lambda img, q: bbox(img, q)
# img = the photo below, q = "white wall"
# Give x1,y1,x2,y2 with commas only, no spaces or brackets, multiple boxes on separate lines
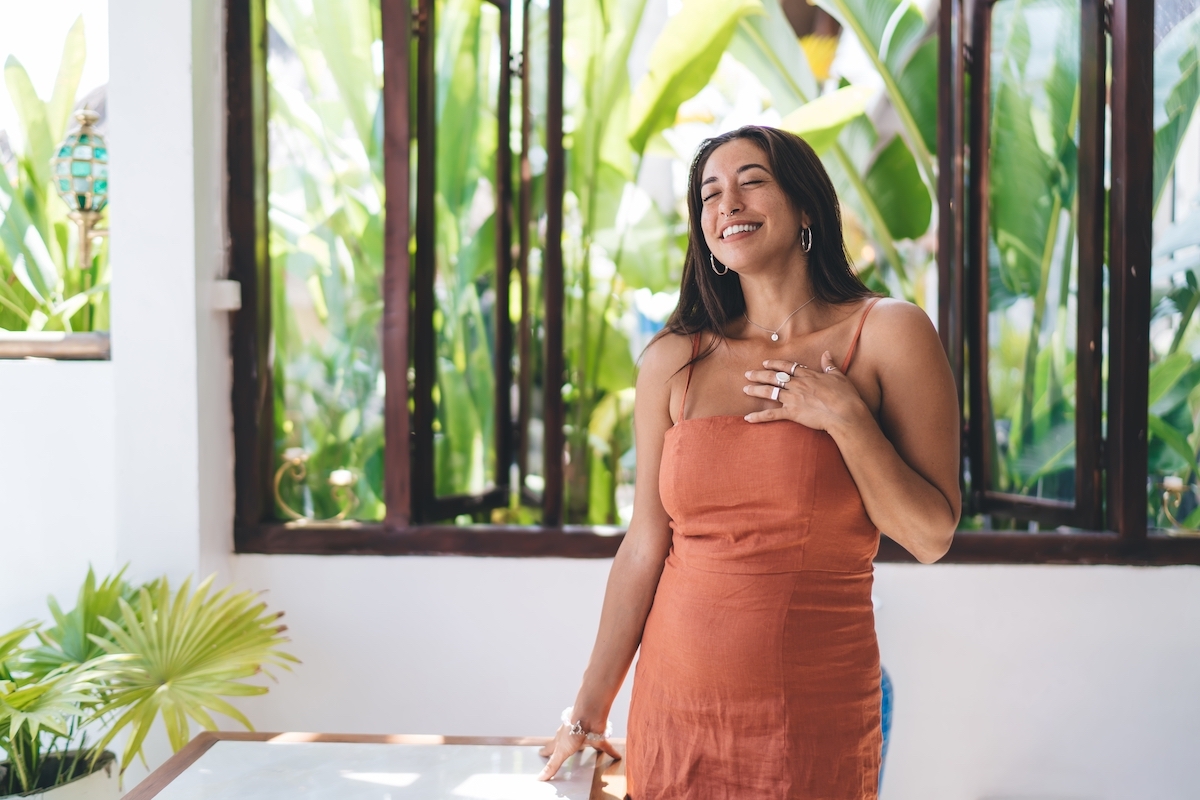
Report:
0,361,117,622
873,564,1200,800
227,556,1200,800
107,0,203,587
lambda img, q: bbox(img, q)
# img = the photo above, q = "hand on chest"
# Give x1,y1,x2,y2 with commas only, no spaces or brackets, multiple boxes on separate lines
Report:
680,338,880,421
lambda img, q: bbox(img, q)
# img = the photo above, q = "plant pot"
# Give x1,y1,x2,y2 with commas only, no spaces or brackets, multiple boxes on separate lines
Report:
0,751,117,800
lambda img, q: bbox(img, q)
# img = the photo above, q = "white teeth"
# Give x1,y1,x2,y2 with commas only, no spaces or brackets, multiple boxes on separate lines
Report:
722,223,760,239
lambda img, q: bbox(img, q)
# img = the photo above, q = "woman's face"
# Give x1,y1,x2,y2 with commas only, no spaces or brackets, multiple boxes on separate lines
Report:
699,138,808,274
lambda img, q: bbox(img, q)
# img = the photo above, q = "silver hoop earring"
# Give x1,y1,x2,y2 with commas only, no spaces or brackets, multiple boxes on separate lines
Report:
801,226,813,253
710,253,729,276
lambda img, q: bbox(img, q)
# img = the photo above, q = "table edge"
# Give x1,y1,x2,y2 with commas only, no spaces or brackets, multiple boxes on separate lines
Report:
120,732,626,800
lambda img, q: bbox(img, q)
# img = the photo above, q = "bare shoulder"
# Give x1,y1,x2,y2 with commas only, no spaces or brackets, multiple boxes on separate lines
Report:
638,332,696,425
638,331,696,387
859,297,943,370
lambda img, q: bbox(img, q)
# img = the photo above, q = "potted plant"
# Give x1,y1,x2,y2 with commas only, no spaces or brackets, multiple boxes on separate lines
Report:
0,568,296,798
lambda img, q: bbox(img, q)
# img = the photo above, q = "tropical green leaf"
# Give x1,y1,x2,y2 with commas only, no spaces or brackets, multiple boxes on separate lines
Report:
594,319,635,394
727,0,919,295
0,624,38,671
1149,412,1196,472
895,37,938,156
47,16,87,144
87,575,296,772
727,0,818,113
26,567,133,678
627,0,762,154
779,85,872,155
312,0,380,152
812,0,935,189
1149,351,1195,410
4,57,53,195
0,158,58,304
1152,7,1200,213
864,134,931,240
1013,419,1074,486
586,388,635,525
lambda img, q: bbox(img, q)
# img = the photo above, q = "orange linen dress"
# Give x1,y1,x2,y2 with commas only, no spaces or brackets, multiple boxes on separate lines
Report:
626,300,883,799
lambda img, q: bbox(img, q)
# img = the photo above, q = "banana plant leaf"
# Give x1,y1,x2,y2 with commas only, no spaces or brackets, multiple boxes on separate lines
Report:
812,0,936,188
46,17,87,145
4,58,53,201
727,0,928,293
1152,6,1200,214
726,0,819,110
627,0,762,154
779,84,872,154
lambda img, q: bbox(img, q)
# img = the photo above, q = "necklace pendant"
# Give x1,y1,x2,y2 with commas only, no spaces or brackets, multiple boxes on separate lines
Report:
771,333,779,341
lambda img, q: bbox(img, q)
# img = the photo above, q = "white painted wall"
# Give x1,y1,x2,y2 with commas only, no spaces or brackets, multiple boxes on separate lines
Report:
107,0,208,587
3,1,1200,799
0,361,117,622
227,556,1200,800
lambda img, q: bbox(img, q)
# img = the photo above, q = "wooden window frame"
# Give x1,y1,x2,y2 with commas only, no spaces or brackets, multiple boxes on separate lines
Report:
226,0,1200,564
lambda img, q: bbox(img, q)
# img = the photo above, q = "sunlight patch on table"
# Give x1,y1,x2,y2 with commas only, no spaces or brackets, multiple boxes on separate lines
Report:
340,770,421,787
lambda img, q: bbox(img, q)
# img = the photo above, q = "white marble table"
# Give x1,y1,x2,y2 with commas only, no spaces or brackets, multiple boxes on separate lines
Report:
122,733,626,800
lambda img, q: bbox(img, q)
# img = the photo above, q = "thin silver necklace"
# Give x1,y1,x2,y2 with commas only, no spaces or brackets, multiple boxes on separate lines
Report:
744,296,816,342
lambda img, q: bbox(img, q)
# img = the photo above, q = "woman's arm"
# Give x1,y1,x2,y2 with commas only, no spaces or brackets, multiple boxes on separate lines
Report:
746,301,961,563
538,334,687,780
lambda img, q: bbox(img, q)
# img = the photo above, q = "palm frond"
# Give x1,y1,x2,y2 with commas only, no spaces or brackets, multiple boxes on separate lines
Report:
85,575,297,771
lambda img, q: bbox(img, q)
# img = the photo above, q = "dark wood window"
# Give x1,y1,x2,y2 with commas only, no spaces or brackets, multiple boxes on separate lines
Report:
226,0,1200,564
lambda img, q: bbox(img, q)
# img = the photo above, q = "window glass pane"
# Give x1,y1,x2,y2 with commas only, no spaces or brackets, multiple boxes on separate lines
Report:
511,0,549,523
433,0,503,499
542,0,940,525
1148,0,1200,529
0,4,109,333
557,0,686,525
985,0,1080,503
268,0,386,521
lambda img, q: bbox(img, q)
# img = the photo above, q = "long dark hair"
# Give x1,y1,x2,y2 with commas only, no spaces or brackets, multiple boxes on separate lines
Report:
659,126,873,364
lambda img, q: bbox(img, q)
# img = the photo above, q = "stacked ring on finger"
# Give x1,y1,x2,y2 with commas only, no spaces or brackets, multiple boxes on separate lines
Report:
770,386,781,401
790,362,806,376
775,371,792,387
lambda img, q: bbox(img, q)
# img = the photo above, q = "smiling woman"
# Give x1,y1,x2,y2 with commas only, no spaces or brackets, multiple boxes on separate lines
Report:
537,126,959,799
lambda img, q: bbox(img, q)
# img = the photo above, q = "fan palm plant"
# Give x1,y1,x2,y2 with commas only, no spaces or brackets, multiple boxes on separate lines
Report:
0,568,296,795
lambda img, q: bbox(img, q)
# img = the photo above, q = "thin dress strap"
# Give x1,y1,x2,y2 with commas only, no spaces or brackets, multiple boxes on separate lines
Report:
840,297,882,373
678,334,703,422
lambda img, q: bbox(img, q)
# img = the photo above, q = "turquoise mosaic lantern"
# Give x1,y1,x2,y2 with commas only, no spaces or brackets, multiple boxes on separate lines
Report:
53,109,107,213
51,109,108,270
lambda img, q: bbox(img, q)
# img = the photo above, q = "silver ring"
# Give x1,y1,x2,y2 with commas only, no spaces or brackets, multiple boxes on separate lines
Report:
775,371,791,386
770,386,781,401
824,365,836,373
789,362,800,376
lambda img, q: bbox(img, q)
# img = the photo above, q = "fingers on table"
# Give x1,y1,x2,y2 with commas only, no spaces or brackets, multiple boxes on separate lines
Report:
597,738,623,761
538,740,575,780
539,734,620,781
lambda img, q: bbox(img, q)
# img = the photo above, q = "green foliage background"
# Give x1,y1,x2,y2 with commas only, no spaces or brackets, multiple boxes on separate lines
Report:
264,0,1200,528
0,18,109,333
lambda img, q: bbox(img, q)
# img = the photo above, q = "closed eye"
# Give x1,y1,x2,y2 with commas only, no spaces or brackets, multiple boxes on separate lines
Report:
702,192,719,203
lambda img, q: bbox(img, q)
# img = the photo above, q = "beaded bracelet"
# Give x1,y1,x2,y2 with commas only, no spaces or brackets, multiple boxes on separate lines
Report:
561,706,613,742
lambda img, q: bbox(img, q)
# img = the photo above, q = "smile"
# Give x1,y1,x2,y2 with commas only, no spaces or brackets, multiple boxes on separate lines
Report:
721,223,761,239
